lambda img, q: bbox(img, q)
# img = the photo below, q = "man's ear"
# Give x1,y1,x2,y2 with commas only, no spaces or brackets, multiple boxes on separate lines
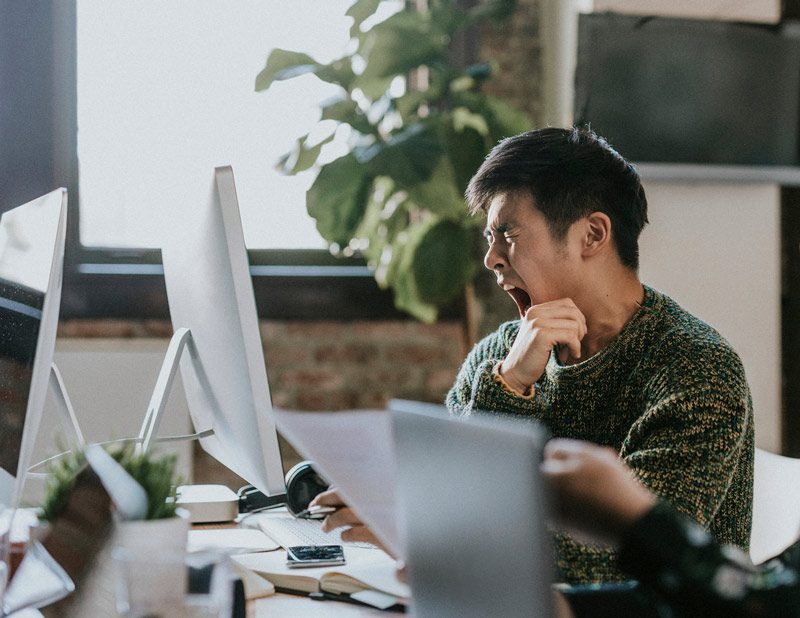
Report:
582,212,612,257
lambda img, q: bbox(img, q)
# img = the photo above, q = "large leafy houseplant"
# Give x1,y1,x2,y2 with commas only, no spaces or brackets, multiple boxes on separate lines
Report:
257,0,530,322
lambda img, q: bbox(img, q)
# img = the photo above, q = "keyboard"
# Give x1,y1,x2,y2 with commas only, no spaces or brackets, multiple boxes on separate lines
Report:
247,511,375,549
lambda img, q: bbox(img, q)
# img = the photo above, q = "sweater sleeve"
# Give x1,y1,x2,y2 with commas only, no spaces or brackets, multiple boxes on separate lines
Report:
555,333,754,584
445,321,551,418
617,501,800,617
620,336,752,545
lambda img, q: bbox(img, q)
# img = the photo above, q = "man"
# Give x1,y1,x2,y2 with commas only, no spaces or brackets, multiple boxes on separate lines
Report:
446,126,753,583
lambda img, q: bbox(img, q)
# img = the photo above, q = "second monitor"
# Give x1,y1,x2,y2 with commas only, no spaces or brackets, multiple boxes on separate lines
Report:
144,166,287,514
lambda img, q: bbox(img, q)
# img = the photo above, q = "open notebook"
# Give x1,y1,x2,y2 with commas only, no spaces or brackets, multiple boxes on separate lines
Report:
232,546,409,609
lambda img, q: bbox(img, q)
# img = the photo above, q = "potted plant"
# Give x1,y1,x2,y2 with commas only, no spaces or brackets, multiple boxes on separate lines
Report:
40,445,180,523
256,0,530,328
40,445,188,614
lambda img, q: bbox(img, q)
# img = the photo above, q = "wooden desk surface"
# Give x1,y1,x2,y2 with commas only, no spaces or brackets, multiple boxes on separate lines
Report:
194,521,399,616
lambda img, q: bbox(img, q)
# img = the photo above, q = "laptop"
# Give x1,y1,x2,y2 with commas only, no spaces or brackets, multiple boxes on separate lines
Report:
389,400,553,618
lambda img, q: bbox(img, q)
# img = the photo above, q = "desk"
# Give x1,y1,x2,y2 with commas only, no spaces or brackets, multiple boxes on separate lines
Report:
195,519,402,617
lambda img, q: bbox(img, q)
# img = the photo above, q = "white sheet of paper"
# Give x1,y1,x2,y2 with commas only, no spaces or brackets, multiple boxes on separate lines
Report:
272,409,403,560
187,528,279,554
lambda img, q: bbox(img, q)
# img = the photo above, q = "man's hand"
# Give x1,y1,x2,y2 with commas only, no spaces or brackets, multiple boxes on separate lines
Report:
308,489,391,555
541,439,656,545
501,298,587,393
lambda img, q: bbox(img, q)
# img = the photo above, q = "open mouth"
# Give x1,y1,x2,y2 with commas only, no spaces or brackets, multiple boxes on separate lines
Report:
502,284,532,317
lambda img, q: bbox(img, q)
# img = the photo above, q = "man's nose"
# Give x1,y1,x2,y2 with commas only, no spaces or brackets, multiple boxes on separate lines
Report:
484,243,506,272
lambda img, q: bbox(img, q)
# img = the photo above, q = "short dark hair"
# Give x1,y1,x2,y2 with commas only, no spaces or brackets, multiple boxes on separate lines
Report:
466,127,648,270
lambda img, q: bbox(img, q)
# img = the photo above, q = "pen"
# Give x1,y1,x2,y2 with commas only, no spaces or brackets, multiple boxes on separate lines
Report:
294,505,337,519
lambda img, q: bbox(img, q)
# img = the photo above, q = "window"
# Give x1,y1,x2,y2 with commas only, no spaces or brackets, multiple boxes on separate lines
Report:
77,1,359,251
1,1,407,320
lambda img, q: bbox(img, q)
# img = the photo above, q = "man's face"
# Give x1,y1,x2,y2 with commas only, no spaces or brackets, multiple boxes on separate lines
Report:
483,192,578,317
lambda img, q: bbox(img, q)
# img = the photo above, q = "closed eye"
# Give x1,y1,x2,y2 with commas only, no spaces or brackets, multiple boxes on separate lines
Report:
485,222,509,245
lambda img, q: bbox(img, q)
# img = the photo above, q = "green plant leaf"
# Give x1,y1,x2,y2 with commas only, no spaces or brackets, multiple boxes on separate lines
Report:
321,96,373,134
40,445,179,522
441,119,491,195
346,0,382,37
358,11,448,82
255,50,354,91
277,133,336,175
452,107,489,135
392,90,427,120
393,271,439,323
449,75,476,94
307,153,373,246
406,157,465,218
483,95,532,141
255,49,321,91
408,217,475,306
389,231,439,322
354,123,442,189
315,58,356,89
428,0,467,35
385,216,475,322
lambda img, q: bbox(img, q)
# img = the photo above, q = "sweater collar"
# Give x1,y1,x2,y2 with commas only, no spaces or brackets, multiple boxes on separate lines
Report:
544,284,661,379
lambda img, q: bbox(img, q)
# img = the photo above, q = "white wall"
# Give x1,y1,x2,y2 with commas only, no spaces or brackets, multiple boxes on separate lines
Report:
23,339,193,506
638,182,781,451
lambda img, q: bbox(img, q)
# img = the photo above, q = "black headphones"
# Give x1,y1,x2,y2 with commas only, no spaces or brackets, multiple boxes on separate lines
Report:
237,460,329,516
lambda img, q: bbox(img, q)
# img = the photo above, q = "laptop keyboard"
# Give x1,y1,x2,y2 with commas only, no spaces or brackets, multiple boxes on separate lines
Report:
248,511,374,549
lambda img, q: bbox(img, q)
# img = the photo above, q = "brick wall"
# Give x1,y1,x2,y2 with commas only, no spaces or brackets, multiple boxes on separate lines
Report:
260,321,468,411
480,0,544,124
58,318,470,486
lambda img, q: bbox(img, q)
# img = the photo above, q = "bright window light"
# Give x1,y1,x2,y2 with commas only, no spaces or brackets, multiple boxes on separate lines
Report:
77,1,361,250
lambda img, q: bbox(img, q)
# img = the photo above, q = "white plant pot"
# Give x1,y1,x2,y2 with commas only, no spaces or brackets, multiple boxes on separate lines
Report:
70,508,190,617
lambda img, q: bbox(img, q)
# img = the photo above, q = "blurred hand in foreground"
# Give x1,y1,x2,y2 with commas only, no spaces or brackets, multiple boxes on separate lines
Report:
541,438,656,545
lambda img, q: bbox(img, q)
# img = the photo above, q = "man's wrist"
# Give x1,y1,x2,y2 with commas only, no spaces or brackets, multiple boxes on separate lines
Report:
493,361,535,398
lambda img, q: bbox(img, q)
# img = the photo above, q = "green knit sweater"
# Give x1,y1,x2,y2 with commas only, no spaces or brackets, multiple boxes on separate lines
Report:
446,285,754,584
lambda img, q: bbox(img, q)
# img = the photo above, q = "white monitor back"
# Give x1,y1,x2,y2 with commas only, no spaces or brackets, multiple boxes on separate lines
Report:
161,166,285,495
0,189,67,508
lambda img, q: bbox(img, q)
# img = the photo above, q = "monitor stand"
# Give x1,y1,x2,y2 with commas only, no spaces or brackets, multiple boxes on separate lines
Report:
48,364,85,449
23,364,87,486
139,328,286,523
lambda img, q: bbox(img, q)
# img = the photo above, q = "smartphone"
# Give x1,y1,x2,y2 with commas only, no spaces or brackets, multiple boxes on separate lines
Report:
286,545,345,568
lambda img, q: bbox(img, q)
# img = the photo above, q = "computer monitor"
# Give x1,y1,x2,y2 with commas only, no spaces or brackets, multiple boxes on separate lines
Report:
0,188,68,508
155,166,285,497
